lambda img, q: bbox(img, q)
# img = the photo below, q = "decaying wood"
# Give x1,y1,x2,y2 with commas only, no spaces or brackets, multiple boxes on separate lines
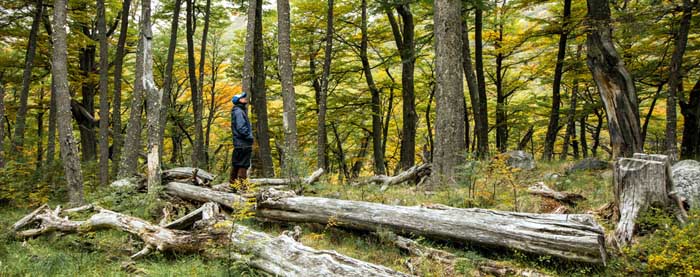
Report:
256,189,607,264
162,167,216,185
614,156,670,246
528,182,586,205
12,204,228,259
164,182,246,210
381,233,549,277
13,203,411,276
354,163,431,191
249,167,325,186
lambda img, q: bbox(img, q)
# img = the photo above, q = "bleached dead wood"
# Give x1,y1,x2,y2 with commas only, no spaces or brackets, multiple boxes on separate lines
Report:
354,163,431,191
12,204,228,259
164,182,247,210
162,167,216,185
528,182,586,205
256,189,607,264
12,203,410,277
249,167,325,186
614,157,670,246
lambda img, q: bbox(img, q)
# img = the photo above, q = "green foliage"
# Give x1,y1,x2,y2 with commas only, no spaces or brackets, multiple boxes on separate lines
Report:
0,160,66,207
612,212,700,276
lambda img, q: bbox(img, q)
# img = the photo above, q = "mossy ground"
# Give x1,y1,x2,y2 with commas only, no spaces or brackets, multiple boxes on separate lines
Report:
0,160,693,276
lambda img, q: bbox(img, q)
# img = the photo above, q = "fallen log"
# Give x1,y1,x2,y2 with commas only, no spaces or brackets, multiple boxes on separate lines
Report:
161,184,606,263
256,189,606,264
162,167,217,185
249,167,325,186
12,203,411,277
528,182,586,205
354,163,431,191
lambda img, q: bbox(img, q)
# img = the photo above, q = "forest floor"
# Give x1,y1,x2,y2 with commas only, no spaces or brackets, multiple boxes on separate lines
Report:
0,160,695,276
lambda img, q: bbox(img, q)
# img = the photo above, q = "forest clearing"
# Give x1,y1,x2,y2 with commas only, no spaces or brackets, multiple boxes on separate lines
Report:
1,0,700,276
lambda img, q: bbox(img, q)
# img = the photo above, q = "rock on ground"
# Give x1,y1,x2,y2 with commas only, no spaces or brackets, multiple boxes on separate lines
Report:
672,160,700,209
566,158,610,174
504,150,535,170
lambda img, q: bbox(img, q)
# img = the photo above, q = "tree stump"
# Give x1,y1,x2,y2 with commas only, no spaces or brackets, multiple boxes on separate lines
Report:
614,155,670,246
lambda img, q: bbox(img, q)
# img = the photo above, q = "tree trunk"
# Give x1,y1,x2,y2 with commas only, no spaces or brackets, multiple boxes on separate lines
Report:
0,80,5,168
614,155,671,246
580,114,588,158
386,4,417,171
53,0,85,205
585,0,642,158
543,0,571,161
139,0,161,194
251,0,274,177
78,43,97,162
97,0,110,186
360,0,386,175
256,189,607,264
642,83,664,145
474,5,489,158
186,0,205,169
159,0,182,163
665,0,694,161
461,15,480,156
277,0,298,177
46,78,56,164
317,0,333,171
12,0,43,154
494,15,507,153
680,80,700,159
112,0,132,178
118,0,149,177
35,109,44,168
432,0,465,183
561,79,578,161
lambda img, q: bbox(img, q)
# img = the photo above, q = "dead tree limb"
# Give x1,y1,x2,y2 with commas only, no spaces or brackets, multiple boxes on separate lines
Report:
12,203,411,277
249,167,325,186
528,182,586,205
354,163,431,191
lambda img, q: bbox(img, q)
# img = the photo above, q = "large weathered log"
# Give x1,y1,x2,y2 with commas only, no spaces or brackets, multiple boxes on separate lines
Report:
12,203,409,277
256,189,607,264
614,156,670,246
528,182,586,205
354,163,431,191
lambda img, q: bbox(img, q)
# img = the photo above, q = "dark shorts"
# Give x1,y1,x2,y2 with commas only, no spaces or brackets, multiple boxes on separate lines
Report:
232,147,252,168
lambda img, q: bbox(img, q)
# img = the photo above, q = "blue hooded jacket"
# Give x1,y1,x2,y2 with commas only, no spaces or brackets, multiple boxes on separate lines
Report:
231,95,254,148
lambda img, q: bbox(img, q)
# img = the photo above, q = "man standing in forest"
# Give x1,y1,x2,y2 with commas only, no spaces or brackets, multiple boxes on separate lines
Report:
230,92,254,183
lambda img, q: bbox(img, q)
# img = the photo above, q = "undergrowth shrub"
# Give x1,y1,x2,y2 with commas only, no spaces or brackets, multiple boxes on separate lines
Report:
613,210,700,275
0,160,65,207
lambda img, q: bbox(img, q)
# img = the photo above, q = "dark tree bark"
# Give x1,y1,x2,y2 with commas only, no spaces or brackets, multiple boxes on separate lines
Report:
665,0,695,160
351,132,371,178
317,0,333,171
494,7,507,153
386,4,416,171
186,0,205,168
0,80,5,168
585,0,642,158
159,0,182,163
12,0,43,154
591,107,603,156
642,83,664,144
97,0,110,186
680,80,700,159
251,0,274,177
47,71,56,165
77,39,97,162
561,82,578,161
580,114,588,158
277,0,298,175
544,0,572,161
35,106,44,168
474,5,489,158
53,0,85,205
360,0,385,175
432,0,465,183
205,34,223,168
112,0,132,178
461,15,480,155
